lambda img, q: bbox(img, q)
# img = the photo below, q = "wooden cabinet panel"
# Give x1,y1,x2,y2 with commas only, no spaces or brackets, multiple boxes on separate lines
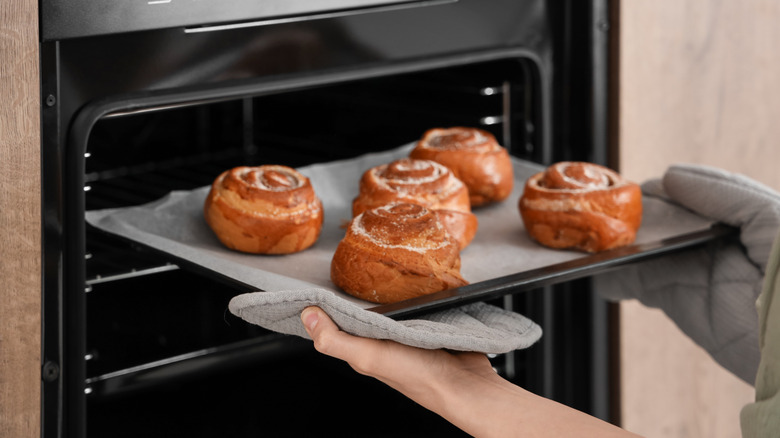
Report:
618,0,780,187
0,0,41,437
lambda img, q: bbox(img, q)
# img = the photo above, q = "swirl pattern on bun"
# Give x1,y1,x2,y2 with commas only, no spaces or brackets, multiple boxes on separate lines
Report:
518,162,642,253
331,203,468,304
352,158,477,249
204,165,323,254
410,127,514,206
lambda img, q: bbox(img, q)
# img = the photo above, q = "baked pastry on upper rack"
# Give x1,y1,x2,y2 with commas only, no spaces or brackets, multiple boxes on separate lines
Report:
518,161,642,253
204,165,323,254
410,126,514,207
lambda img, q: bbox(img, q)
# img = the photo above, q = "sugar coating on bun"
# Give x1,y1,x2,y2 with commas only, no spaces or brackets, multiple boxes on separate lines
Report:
410,127,514,207
331,203,468,304
352,158,477,249
352,158,470,216
518,162,642,253
204,165,323,254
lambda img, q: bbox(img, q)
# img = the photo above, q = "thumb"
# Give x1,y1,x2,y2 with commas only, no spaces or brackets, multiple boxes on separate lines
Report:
300,306,388,376
300,306,356,359
301,306,330,339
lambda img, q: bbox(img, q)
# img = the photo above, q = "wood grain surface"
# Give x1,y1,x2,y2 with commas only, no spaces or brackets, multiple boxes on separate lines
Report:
616,0,779,437
618,0,780,187
0,0,41,437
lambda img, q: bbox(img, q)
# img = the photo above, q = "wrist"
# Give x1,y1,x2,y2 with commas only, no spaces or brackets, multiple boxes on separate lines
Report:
431,363,523,436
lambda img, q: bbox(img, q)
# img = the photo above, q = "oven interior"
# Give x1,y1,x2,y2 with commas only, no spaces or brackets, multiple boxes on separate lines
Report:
79,58,606,436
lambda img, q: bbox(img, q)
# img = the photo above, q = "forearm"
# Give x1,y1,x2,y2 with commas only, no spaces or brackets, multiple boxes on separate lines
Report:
429,370,640,438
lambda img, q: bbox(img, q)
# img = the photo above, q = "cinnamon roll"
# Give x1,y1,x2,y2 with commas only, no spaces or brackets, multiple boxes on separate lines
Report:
352,158,477,249
204,165,323,254
518,162,642,253
410,127,514,206
331,203,468,304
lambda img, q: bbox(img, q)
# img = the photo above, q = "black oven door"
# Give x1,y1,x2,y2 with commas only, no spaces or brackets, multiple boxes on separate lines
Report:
41,0,457,40
38,1,636,437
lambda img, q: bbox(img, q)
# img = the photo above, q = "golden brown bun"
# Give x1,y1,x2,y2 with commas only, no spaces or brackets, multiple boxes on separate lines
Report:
433,209,479,251
204,165,323,254
331,203,468,304
410,127,514,207
352,158,477,249
518,162,642,253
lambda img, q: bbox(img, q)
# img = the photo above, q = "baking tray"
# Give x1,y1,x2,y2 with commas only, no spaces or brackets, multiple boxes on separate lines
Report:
85,144,729,318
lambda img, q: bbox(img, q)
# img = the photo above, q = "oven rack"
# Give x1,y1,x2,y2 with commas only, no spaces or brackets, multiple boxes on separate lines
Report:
84,330,309,397
85,158,236,287
85,229,181,290
83,325,515,399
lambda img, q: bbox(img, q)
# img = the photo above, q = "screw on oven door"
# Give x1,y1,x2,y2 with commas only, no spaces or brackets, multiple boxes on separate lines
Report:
42,361,60,383
45,94,56,107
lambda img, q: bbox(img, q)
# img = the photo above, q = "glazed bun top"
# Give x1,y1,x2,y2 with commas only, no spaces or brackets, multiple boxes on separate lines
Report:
214,165,320,215
352,202,455,252
532,161,622,190
417,126,501,153
352,158,470,217
411,127,514,206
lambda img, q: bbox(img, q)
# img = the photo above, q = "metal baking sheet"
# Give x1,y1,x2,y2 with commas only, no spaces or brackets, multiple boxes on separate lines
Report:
85,144,722,315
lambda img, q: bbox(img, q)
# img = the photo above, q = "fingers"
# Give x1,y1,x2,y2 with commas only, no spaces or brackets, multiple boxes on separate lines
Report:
300,306,439,397
662,164,780,272
299,306,502,413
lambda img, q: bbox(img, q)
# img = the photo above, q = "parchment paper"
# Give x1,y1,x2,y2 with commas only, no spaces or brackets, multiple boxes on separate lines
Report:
85,144,715,310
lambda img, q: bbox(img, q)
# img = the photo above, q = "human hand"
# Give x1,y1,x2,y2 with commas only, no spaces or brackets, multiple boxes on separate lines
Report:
596,164,780,384
299,306,499,411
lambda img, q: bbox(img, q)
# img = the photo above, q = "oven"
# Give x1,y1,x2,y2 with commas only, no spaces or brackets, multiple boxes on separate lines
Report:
40,1,616,436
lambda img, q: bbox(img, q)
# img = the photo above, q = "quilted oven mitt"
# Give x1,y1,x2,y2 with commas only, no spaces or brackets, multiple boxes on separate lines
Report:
596,164,780,384
229,288,543,354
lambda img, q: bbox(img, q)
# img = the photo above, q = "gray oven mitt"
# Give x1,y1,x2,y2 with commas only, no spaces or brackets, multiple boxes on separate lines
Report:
228,289,542,354
595,164,780,384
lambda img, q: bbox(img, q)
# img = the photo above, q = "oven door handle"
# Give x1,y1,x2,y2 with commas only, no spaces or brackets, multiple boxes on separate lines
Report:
183,0,458,34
